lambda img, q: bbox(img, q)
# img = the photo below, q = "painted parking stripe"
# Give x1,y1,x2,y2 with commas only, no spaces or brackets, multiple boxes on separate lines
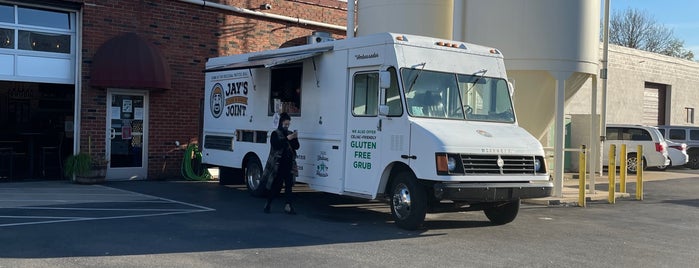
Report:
0,183,214,227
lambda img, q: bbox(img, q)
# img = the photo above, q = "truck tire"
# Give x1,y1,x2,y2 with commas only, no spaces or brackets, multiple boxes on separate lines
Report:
483,200,520,225
686,152,699,169
390,171,427,230
244,158,267,197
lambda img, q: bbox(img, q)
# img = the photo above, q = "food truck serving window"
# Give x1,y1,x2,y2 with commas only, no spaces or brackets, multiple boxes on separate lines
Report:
269,64,302,116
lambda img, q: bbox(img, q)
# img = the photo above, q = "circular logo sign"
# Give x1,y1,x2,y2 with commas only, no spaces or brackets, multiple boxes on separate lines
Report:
210,83,224,118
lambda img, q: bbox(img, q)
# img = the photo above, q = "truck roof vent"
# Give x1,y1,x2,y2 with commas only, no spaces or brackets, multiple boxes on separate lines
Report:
307,31,335,44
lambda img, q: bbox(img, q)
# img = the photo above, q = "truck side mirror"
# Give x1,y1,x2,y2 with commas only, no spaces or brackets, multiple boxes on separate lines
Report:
379,70,391,89
508,81,515,97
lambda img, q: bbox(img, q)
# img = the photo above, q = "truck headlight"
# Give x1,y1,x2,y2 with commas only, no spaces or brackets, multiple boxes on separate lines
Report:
447,156,457,172
436,153,463,175
534,156,546,173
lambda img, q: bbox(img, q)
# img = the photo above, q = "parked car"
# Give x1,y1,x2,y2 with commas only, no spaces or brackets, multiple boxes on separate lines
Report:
656,140,689,171
656,125,699,169
603,124,670,173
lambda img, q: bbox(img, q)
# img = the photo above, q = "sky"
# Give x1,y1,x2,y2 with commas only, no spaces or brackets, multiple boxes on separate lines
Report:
607,0,699,59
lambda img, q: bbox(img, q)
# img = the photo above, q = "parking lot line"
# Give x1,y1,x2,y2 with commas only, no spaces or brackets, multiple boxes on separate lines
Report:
0,182,214,227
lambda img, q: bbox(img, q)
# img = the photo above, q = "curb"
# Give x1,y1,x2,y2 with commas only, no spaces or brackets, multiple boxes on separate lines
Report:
524,192,631,207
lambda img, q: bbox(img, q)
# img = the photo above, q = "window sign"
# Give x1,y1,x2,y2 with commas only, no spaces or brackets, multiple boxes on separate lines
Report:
111,107,121,119
134,107,144,120
122,99,133,112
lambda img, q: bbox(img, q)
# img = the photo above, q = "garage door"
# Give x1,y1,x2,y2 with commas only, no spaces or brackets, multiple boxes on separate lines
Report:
643,83,666,126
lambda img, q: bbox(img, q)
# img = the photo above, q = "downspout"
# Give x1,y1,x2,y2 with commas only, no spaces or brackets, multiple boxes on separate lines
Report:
346,0,355,38
177,0,346,32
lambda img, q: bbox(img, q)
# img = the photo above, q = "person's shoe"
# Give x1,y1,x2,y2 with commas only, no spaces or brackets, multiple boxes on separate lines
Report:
284,203,296,215
263,201,271,213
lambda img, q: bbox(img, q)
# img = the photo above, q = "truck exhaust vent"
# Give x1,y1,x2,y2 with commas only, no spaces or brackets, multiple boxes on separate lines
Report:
307,31,335,44
460,154,537,175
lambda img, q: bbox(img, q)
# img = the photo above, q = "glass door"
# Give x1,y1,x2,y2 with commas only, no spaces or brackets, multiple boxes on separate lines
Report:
106,91,148,180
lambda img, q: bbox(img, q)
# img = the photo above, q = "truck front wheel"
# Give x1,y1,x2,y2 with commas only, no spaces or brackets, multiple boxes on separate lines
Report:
245,158,267,197
483,200,520,225
390,171,427,230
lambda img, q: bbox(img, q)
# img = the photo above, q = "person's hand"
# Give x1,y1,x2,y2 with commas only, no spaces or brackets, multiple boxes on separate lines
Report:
287,130,298,140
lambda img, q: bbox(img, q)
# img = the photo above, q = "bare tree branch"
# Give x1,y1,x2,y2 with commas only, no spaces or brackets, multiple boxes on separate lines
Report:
608,8,694,60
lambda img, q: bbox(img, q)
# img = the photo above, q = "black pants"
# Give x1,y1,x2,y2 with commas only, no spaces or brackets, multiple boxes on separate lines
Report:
267,164,294,204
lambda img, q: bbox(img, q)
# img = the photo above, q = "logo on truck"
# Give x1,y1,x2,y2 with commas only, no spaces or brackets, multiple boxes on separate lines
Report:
209,71,252,118
210,83,225,118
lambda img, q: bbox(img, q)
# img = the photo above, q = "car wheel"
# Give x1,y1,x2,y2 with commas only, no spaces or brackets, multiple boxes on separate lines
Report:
390,170,427,230
626,153,645,174
656,159,670,171
483,200,520,225
686,152,699,169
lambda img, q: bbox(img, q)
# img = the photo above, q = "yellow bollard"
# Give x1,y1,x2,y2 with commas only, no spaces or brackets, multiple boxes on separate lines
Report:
636,145,644,200
620,144,627,193
579,145,586,207
608,144,616,204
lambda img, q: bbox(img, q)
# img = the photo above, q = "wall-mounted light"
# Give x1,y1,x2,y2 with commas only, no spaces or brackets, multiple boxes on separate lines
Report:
260,3,271,10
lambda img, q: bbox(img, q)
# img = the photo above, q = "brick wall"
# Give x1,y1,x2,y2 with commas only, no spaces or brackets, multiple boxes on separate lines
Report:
69,0,347,179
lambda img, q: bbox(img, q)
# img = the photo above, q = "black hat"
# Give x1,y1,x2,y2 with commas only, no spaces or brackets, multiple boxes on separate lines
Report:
278,112,291,129
279,112,291,122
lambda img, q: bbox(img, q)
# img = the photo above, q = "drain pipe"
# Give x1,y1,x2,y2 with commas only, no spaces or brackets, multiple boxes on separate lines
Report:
177,0,346,32
346,0,355,38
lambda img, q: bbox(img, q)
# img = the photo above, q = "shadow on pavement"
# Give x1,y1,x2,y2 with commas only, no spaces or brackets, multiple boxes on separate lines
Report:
0,180,495,258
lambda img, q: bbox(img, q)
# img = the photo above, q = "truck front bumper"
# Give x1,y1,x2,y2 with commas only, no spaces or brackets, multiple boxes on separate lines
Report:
433,182,553,202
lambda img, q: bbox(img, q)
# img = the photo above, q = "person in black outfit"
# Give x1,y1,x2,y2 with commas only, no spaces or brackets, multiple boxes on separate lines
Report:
264,112,300,214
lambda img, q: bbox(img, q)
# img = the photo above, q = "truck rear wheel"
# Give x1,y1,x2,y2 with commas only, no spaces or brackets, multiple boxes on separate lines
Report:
245,158,267,197
483,200,520,225
390,171,427,230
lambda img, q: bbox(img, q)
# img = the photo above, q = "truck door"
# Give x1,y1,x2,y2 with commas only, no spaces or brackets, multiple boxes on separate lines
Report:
345,69,382,195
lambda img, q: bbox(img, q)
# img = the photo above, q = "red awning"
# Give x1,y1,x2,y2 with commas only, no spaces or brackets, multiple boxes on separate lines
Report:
90,32,171,90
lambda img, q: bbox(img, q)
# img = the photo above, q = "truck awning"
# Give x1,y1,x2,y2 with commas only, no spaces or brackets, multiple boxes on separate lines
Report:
205,46,332,73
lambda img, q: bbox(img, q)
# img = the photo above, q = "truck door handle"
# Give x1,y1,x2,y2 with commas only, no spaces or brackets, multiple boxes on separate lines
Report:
401,155,417,159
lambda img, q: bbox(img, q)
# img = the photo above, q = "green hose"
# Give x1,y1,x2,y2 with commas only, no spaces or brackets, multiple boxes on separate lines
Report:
181,143,212,181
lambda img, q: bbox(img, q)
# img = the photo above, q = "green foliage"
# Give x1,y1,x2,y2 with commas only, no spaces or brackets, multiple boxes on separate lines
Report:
63,153,93,177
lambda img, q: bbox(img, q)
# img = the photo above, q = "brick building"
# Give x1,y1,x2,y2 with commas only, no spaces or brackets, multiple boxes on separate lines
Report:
0,0,347,180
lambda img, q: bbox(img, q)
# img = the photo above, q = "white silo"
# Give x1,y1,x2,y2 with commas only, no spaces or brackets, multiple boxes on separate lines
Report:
356,0,454,39
455,0,600,140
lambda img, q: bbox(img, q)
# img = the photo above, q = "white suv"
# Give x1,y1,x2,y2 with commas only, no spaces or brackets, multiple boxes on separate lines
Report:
603,124,670,173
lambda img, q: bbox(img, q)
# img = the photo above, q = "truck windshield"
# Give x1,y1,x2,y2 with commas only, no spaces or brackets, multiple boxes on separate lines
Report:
401,68,515,123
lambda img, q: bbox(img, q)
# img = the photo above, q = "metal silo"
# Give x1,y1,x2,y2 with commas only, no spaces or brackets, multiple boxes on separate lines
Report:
356,0,454,38
455,0,600,140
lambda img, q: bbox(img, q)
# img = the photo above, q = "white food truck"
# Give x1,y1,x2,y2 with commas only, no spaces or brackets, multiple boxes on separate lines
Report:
202,32,552,229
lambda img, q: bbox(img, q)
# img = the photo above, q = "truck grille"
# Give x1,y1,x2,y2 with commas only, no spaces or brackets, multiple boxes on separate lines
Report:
461,154,537,175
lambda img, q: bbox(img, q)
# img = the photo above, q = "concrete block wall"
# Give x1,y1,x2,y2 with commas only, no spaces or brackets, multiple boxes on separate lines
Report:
567,44,699,127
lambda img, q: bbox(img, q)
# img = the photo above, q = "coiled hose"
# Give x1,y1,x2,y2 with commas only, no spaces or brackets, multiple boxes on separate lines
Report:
181,143,212,181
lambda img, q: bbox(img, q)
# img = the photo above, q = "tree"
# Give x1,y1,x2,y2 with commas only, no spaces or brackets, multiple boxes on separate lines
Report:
609,8,694,60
